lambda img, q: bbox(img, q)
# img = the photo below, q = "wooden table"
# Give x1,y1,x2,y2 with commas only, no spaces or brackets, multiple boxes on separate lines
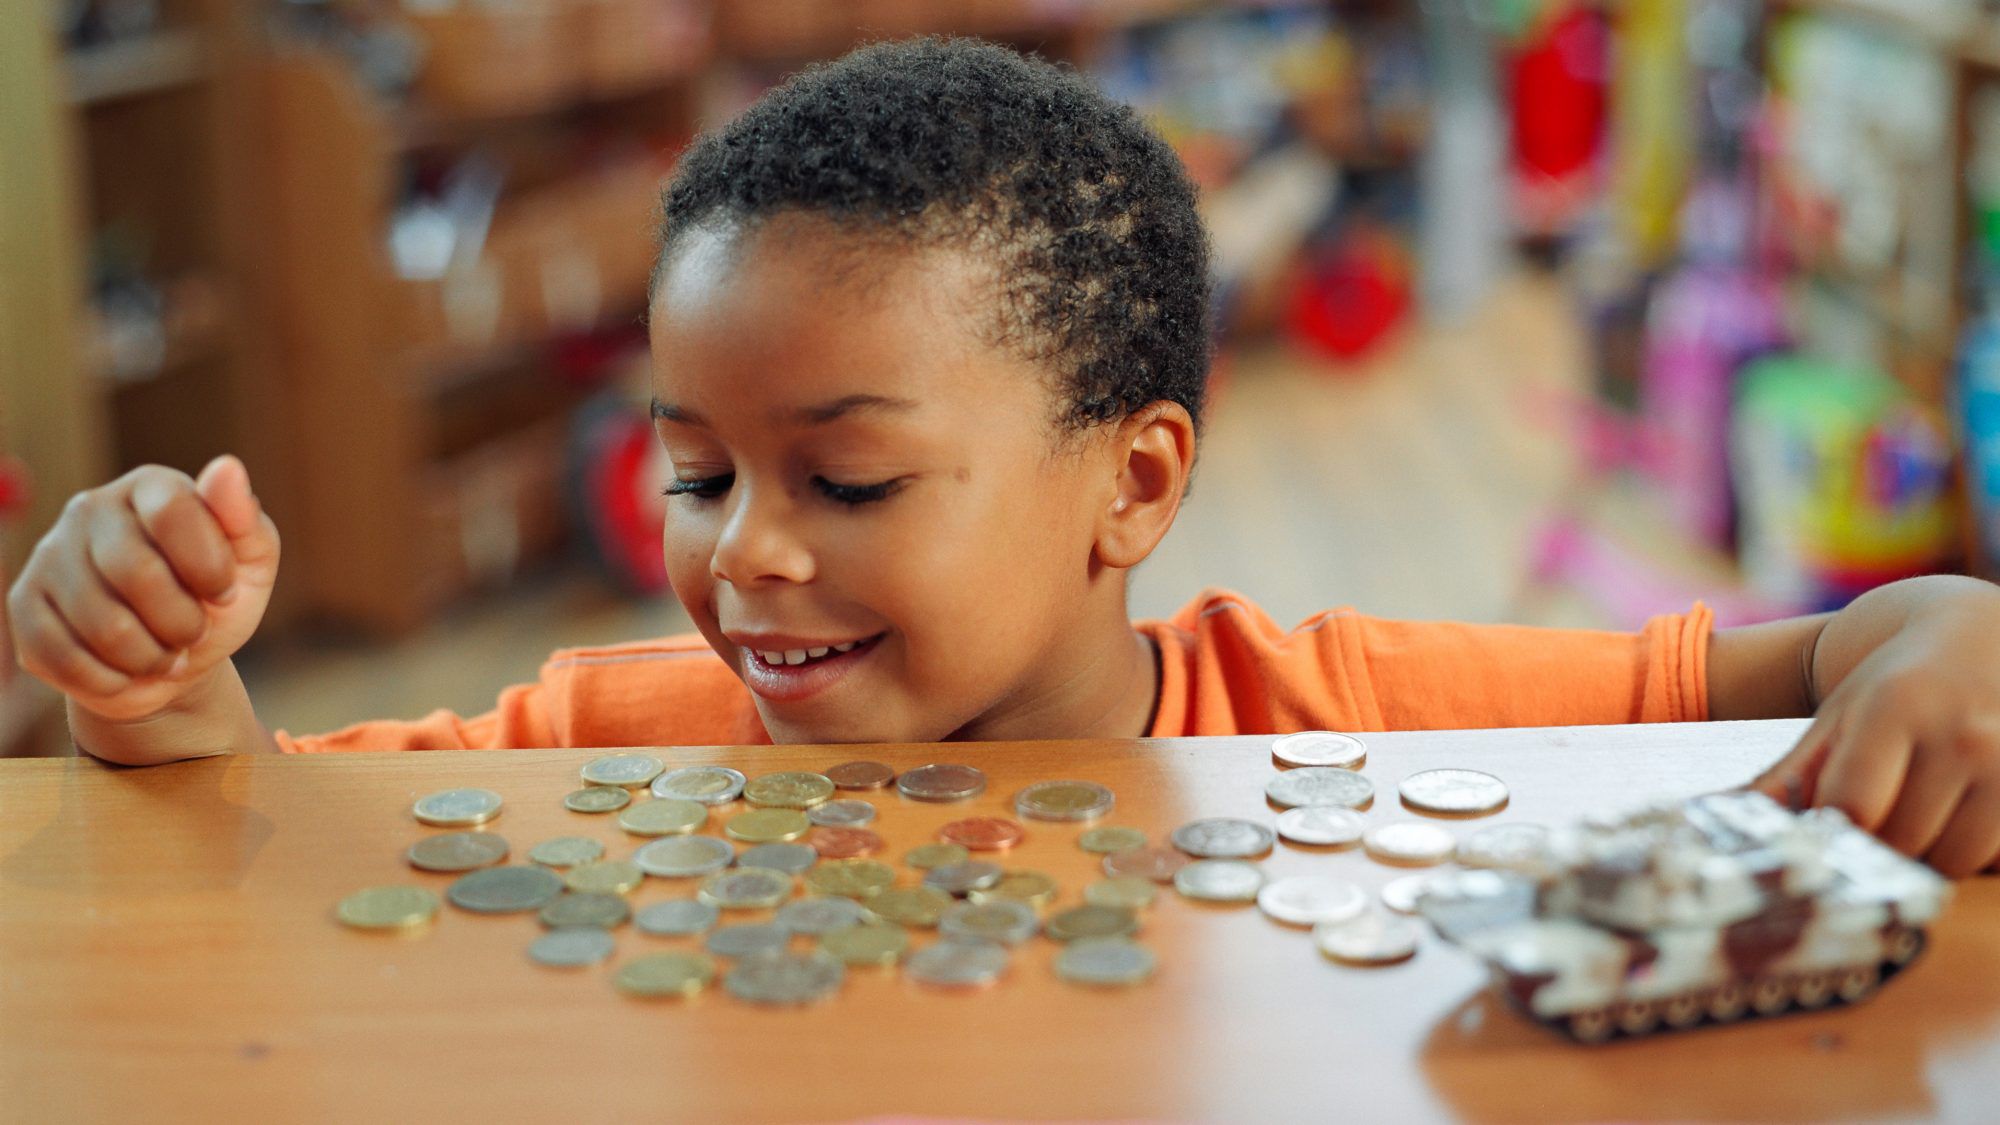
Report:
2,720,1994,1122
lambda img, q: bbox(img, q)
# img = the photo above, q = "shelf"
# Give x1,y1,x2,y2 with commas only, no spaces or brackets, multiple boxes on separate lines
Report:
64,29,207,107
83,274,232,385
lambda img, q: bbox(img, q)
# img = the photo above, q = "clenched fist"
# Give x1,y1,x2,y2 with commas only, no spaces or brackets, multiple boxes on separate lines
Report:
8,455,279,725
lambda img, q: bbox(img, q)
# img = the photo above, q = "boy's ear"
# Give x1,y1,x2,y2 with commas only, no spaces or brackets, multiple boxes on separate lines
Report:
1095,401,1196,570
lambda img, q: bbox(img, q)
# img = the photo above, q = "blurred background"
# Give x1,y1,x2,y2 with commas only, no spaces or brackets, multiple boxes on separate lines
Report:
3,0,1998,753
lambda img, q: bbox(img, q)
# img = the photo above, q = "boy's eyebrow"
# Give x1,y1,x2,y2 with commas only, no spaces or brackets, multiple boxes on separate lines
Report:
650,395,919,427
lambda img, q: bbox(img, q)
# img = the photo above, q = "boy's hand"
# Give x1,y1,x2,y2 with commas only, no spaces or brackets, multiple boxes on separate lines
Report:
1751,584,2000,878
7,456,279,725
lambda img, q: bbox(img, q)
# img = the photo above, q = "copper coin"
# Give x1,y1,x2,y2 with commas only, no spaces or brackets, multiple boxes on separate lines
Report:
1100,847,1188,884
808,826,883,859
939,817,1024,851
825,761,897,790
896,763,988,803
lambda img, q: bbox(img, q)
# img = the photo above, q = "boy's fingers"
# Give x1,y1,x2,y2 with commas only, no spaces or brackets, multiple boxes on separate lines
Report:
130,469,236,602
1815,701,1914,833
193,455,266,547
1749,712,1836,807
87,500,210,650
12,590,136,698
1926,783,2000,878
1872,746,1967,857
49,565,175,678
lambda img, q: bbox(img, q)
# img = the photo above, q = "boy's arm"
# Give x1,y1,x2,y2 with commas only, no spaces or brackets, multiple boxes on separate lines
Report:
66,659,276,765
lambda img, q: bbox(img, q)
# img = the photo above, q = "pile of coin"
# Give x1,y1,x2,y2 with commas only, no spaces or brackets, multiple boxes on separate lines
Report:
338,736,1540,1003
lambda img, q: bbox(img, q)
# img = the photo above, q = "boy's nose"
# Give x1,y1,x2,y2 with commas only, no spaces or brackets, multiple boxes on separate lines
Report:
709,485,815,587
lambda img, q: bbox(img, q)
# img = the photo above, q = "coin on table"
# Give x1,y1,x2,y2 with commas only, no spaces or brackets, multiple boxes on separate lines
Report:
820,922,910,966
724,808,812,844
736,842,818,874
412,788,503,827
1171,818,1276,859
865,886,953,927
539,891,630,929
1173,860,1265,903
530,926,617,968
336,886,439,930
775,896,873,936
743,771,835,809
527,836,604,869
903,842,970,870
1046,904,1140,943
634,899,720,937
579,753,665,788
699,866,794,909
1363,821,1458,866
1380,873,1438,915
651,765,747,805
1398,768,1509,815
1013,780,1115,823
939,817,1024,851
564,786,631,814
1314,909,1420,964
634,835,735,878
808,826,883,859
1055,938,1156,987
724,949,845,1006
807,799,877,828
825,760,897,790
1256,876,1368,927
905,938,1010,989
1101,847,1187,884
940,899,1038,945
1456,822,1550,869
969,870,1058,910
406,831,509,872
706,922,791,960
1276,806,1366,847
1271,730,1367,769
1077,826,1147,854
801,859,895,900
565,860,645,895
618,797,708,838
1084,876,1158,911
896,763,987,803
923,860,1004,897
447,865,565,913
615,952,716,998
1266,768,1374,810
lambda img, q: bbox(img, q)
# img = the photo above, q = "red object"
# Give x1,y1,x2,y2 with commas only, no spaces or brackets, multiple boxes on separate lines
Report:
0,457,30,519
1507,6,1609,232
1285,230,1413,362
568,396,669,596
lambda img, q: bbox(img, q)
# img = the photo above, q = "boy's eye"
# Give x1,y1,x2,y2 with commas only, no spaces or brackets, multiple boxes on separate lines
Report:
663,473,733,500
813,476,905,506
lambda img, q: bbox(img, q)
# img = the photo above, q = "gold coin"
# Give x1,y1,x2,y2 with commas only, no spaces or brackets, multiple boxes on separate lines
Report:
864,886,952,927
802,859,896,900
1083,876,1158,910
1013,780,1115,822
903,842,970,870
969,870,1058,910
336,886,438,929
1077,826,1148,854
725,808,811,844
405,831,509,872
617,797,708,837
1045,904,1139,943
564,860,645,895
564,786,631,814
412,788,502,827
820,922,910,965
579,753,665,788
527,836,605,868
615,952,717,998
698,866,794,910
539,891,631,929
743,771,836,810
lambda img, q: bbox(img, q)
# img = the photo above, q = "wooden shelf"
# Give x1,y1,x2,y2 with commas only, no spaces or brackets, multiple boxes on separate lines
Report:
64,29,207,107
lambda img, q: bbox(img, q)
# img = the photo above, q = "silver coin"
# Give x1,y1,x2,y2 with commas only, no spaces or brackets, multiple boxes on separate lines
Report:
903,938,1009,988
939,899,1039,945
563,786,631,814
633,835,736,878
705,922,791,959
538,891,630,929
806,799,878,828
406,831,509,872
698,866,795,910
633,899,720,936
1170,818,1275,859
736,842,819,874
774,896,873,935
1266,768,1374,810
1276,806,1366,847
1456,822,1551,869
923,861,1004,896
446,865,564,913
580,753,665,788
896,763,988,802
1363,821,1458,866
412,788,503,827
1313,909,1421,964
1399,768,1509,815
1256,876,1368,927
1054,938,1156,987
526,836,604,868
1172,859,1266,903
528,926,616,967
1270,730,1367,769
651,765,747,805
723,949,845,1005
1380,873,1437,915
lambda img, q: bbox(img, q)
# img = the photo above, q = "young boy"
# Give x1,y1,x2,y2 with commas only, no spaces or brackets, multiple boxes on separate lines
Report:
10,40,2000,876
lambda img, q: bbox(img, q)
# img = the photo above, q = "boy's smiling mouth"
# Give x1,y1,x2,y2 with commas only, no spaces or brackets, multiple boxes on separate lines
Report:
726,631,887,704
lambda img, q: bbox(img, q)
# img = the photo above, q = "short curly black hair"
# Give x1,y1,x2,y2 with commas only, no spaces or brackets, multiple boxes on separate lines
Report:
654,37,1211,433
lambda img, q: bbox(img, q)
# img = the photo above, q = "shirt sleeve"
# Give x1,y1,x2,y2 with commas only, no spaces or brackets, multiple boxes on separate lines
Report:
275,661,571,753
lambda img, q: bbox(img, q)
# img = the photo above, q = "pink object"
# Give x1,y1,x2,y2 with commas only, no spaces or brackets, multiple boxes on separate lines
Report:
1531,516,1802,630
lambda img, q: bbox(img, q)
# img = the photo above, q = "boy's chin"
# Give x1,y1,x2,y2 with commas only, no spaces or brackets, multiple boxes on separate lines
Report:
755,706,922,747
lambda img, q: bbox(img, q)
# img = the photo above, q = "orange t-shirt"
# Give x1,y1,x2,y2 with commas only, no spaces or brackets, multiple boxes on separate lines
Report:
276,588,1711,753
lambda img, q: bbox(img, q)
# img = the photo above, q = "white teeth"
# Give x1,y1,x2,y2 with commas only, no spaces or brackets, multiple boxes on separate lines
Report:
808,647,830,659
833,641,857,653
758,650,784,665
784,650,808,666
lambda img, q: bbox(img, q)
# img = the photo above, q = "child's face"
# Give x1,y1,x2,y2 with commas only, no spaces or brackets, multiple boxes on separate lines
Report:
648,216,1126,744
